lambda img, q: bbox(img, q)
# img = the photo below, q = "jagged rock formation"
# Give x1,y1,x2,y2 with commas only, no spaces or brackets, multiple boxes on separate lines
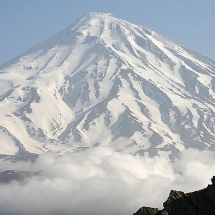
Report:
134,176,215,215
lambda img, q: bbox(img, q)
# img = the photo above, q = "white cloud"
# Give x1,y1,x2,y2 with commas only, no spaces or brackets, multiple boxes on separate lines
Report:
0,147,214,215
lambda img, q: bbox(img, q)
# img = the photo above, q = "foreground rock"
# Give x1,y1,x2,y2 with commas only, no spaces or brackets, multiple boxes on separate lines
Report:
134,176,215,215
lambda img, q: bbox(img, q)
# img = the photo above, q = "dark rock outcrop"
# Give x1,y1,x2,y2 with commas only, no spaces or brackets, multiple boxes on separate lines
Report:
134,176,215,215
134,207,159,215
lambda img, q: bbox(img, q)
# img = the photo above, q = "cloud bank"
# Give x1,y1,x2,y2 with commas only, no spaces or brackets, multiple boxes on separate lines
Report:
0,147,215,215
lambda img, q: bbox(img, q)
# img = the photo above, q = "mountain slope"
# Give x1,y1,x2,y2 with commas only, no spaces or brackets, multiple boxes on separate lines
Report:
1,12,215,160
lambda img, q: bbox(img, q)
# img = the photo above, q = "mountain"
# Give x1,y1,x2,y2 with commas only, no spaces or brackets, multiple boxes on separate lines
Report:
134,176,215,215
0,170,39,184
1,12,215,160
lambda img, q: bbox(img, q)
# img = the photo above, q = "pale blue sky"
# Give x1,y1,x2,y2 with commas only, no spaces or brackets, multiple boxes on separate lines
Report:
1,0,215,66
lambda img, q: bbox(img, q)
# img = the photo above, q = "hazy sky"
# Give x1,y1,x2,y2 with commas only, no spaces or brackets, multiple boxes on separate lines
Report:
0,0,215,66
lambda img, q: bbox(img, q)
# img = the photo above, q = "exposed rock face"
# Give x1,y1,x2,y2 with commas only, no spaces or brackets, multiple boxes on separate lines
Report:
134,176,215,215
134,207,160,215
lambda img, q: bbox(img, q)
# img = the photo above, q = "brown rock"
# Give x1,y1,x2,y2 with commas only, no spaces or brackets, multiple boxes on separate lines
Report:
133,207,159,215
133,176,215,215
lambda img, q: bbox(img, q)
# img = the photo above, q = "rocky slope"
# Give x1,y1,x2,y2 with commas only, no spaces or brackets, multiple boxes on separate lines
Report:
1,12,215,160
134,176,215,215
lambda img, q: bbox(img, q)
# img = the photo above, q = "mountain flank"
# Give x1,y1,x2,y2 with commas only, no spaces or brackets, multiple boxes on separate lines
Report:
134,176,215,215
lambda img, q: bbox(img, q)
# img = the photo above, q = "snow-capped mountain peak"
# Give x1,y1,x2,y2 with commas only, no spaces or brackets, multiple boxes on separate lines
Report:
1,12,215,160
